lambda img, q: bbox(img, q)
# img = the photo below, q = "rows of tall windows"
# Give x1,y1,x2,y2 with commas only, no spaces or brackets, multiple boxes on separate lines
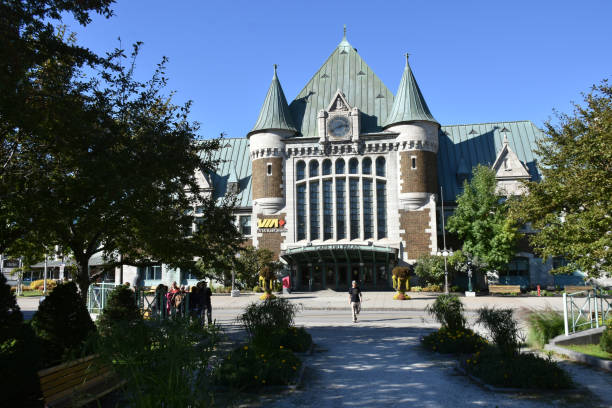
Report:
295,156,387,241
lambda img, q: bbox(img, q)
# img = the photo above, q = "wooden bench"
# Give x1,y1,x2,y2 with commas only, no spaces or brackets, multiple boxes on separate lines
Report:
564,285,593,293
488,284,521,294
38,355,125,407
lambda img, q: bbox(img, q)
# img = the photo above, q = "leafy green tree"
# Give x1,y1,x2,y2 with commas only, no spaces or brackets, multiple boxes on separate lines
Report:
235,246,279,289
96,284,141,336
1,2,239,298
510,81,612,278
414,254,445,286
447,165,519,272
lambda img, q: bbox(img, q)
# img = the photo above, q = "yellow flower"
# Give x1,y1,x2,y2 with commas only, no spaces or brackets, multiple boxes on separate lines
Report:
254,375,258,379
282,360,286,363
260,354,265,358
467,359,471,364
292,366,297,370
279,345,284,349
244,346,248,350
262,380,266,384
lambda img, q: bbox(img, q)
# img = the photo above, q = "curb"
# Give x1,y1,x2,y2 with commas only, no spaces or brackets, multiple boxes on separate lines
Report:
454,363,580,394
544,344,612,373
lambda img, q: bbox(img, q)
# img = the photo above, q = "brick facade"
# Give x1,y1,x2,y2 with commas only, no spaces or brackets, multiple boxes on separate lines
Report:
399,150,437,194
256,213,286,259
252,157,284,200
399,209,432,259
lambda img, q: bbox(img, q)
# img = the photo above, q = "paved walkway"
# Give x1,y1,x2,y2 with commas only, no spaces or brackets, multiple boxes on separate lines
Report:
210,290,565,312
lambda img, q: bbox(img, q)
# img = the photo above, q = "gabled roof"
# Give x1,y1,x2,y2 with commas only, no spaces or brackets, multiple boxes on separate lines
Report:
203,138,252,208
249,65,297,137
438,121,543,202
491,135,531,180
384,55,438,127
288,33,394,137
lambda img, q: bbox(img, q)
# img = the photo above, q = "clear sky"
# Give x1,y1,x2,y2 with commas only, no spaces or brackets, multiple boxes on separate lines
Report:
63,0,612,139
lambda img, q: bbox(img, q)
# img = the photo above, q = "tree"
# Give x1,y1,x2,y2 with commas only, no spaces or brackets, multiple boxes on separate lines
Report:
510,81,612,278
414,254,446,286
235,246,279,290
1,3,239,298
446,165,519,272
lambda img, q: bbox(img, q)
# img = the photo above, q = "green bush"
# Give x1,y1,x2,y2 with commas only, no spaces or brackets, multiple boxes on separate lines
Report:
414,254,445,286
464,346,573,389
31,281,96,365
477,307,522,356
96,285,141,336
254,326,312,353
426,294,466,331
96,317,219,407
600,318,612,353
214,342,301,391
239,298,298,339
422,284,442,292
526,309,565,349
422,327,487,354
28,279,57,291
252,285,263,293
0,274,43,407
410,286,422,292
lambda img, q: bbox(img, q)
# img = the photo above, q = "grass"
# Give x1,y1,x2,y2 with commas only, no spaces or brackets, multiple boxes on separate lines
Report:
19,290,45,297
563,344,612,360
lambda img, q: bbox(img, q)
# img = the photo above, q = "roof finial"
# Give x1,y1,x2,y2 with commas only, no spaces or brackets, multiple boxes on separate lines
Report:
405,52,410,64
343,24,347,38
273,64,278,77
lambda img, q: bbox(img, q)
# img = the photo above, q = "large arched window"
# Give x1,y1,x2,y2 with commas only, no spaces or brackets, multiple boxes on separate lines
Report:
309,160,319,177
349,158,359,174
322,159,332,176
296,160,306,180
362,157,372,175
376,157,385,177
336,158,345,174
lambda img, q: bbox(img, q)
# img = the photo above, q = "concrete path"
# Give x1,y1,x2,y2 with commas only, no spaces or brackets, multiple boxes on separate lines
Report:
258,325,608,408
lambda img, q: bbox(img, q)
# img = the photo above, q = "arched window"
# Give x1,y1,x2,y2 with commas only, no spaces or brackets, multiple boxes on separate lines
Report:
376,157,386,177
362,157,372,175
349,158,359,174
322,159,332,176
309,160,319,177
335,158,345,174
296,161,305,180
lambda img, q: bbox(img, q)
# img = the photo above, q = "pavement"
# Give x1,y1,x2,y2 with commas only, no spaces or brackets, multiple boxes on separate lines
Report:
209,289,566,312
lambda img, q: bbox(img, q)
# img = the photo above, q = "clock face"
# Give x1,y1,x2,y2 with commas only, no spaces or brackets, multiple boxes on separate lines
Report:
328,116,350,138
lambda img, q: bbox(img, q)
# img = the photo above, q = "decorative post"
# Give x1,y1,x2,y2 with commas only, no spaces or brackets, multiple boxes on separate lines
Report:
392,266,411,300
563,292,569,336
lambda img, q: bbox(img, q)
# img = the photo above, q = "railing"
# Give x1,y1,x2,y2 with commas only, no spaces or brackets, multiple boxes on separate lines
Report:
86,283,118,314
563,286,611,335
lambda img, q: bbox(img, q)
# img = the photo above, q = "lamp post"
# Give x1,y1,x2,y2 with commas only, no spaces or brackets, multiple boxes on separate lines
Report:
467,260,473,292
231,252,240,297
438,187,452,294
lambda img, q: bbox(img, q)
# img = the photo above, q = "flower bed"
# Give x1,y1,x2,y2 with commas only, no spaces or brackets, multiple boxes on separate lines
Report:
422,327,487,354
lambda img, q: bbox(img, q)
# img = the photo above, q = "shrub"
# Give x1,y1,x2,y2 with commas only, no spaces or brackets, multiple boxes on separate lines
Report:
0,274,43,407
422,327,487,354
31,281,96,365
239,298,298,339
414,254,445,286
96,317,219,407
477,307,522,356
422,284,442,292
254,326,312,353
526,309,565,349
410,286,422,292
97,285,141,336
464,346,572,389
28,279,58,291
426,294,466,331
600,318,612,353
253,286,263,293
214,343,301,391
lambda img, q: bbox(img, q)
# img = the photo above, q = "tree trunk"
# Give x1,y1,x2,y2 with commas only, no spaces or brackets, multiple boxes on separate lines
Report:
75,258,91,303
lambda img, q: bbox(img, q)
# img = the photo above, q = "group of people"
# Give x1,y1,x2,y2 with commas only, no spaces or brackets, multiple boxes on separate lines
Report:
150,281,212,324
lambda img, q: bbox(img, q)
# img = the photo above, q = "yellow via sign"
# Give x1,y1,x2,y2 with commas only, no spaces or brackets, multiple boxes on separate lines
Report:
257,218,286,231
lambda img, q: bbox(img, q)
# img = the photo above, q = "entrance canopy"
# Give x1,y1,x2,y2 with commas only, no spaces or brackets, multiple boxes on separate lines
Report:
281,244,398,265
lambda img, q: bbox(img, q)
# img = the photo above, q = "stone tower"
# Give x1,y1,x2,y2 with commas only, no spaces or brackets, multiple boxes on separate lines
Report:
384,55,440,261
247,65,297,256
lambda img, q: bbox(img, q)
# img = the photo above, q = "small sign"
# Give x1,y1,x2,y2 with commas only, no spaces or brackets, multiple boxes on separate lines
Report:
257,218,287,233
3,259,20,268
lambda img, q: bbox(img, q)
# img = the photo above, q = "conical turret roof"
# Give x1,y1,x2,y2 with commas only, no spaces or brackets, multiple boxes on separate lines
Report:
384,55,438,127
249,65,297,137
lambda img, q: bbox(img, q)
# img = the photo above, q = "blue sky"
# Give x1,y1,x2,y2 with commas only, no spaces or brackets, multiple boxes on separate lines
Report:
64,0,612,139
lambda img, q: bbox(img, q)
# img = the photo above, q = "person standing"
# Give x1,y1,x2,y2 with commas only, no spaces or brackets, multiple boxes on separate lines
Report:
348,280,362,323
198,281,213,325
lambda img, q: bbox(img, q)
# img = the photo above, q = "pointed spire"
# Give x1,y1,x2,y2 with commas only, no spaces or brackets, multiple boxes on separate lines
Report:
384,55,438,128
338,25,351,51
249,64,297,137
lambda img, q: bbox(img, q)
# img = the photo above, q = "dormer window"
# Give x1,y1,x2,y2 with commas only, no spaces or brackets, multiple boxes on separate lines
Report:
228,181,239,194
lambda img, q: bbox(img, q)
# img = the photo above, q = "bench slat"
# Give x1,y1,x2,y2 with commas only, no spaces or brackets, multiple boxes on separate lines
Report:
564,285,593,293
38,355,97,377
40,359,100,387
49,377,126,408
42,365,112,398
489,285,521,293
45,372,115,407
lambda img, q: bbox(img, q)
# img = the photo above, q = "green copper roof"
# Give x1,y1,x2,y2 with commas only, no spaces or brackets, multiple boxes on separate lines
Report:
288,34,394,137
438,121,543,202
384,55,437,127
205,138,252,208
249,65,297,136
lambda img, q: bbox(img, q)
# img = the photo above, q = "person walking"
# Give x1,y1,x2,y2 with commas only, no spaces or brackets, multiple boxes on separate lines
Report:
348,280,362,323
198,280,213,325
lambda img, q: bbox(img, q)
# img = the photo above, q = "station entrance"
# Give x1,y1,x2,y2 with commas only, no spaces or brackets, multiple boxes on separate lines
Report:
280,244,398,291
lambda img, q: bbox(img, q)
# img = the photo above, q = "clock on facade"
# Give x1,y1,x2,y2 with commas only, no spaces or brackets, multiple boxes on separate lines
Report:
328,115,350,138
